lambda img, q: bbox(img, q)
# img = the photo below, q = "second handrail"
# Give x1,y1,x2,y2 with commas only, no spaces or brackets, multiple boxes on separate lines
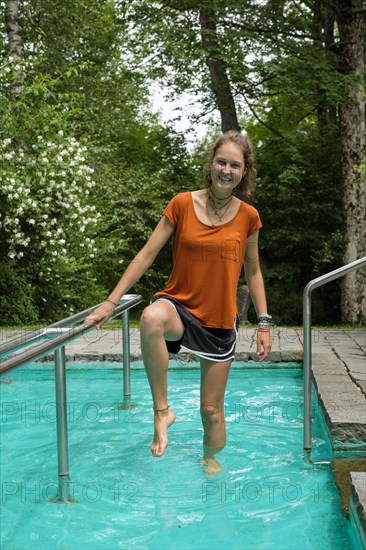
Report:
303,256,366,464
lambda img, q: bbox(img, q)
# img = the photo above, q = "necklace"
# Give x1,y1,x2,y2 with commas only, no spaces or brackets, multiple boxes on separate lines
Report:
207,188,233,212
206,192,233,225
209,187,232,201
208,194,232,216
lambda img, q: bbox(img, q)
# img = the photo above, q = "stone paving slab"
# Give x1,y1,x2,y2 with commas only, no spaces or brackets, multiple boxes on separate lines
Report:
0,326,364,379
312,352,366,452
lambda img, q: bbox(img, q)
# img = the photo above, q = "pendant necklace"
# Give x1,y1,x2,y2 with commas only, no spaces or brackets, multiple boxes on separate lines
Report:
206,192,233,225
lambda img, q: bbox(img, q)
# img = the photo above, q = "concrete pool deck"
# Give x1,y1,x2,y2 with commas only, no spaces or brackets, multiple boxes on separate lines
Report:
1,326,365,536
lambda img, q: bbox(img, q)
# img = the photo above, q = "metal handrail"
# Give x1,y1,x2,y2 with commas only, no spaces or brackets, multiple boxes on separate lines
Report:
0,294,143,503
303,256,366,465
0,294,142,370
0,296,141,360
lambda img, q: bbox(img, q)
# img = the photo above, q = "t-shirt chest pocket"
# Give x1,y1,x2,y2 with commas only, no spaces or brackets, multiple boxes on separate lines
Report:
201,238,241,263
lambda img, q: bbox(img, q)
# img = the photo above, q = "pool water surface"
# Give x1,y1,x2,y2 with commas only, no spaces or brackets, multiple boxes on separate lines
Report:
0,362,360,549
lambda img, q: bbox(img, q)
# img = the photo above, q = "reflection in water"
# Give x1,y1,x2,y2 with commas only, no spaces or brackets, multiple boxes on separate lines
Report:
1,364,358,549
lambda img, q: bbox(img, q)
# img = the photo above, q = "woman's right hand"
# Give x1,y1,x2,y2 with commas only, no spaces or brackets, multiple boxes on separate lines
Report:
84,301,117,330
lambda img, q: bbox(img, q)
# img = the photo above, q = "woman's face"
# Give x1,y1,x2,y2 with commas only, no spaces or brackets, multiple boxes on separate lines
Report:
210,142,245,196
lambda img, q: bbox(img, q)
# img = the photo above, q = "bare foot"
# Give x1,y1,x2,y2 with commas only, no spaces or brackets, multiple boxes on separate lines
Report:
199,457,222,476
151,408,176,456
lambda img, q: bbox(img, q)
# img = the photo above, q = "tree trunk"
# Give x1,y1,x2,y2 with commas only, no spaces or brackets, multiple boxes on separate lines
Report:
336,0,366,323
313,0,337,131
5,0,23,94
5,1,22,60
199,7,240,132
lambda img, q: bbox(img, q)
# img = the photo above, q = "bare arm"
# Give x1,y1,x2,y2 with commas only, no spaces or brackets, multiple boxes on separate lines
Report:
86,216,174,328
244,230,271,361
244,230,267,315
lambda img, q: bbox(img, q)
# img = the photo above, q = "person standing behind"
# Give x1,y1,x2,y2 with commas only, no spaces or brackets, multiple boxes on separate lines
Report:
86,131,272,472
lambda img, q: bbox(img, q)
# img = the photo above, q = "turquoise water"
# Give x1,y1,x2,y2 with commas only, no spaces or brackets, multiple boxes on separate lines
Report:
0,362,358,549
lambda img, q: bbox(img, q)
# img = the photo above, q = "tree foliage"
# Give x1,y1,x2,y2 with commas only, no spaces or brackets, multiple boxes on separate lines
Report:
117,0,355,324
1,0,364,326
0,0,195,323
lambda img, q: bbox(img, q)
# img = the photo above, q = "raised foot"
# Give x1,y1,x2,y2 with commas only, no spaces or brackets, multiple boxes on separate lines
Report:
151,407,176,457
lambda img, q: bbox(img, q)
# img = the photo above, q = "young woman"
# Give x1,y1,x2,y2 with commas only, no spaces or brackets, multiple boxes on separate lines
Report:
86,131,272,472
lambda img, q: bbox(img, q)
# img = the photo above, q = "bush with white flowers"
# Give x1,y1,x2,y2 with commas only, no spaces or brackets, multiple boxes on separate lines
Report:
0,131,100,277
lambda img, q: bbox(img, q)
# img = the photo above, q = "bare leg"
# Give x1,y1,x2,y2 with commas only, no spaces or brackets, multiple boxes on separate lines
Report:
200,358,232,473
140,301,184,457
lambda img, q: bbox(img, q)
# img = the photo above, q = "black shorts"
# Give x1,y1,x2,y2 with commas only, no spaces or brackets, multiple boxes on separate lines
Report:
153,296,238,362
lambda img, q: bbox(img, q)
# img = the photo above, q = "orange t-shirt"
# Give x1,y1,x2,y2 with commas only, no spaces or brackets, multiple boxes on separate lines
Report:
155,192,262,329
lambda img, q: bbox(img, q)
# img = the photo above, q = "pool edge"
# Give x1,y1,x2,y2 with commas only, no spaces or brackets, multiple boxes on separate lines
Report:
350,472,366,550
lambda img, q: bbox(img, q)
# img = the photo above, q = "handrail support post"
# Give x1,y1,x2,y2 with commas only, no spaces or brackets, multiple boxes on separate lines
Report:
0,294,143,505
119,309,135,410
303,284,313,455
50,346,76,503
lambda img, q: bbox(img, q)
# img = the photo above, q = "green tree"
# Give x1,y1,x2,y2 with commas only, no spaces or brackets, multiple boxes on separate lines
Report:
1,0,196,324
334,0,365,323
0,58,103,322
119,0,364,324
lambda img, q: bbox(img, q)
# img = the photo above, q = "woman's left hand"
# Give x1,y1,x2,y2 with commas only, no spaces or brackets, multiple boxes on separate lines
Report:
257,330,272,362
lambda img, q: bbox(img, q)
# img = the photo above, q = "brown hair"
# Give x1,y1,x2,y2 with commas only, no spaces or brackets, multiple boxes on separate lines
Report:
203,131,257,199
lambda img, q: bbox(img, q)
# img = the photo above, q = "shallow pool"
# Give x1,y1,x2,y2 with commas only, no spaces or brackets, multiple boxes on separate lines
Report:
0,362,359,549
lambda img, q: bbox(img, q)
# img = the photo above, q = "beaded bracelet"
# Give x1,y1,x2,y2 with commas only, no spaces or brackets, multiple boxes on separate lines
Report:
258,313,274,332
258,313,272,322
